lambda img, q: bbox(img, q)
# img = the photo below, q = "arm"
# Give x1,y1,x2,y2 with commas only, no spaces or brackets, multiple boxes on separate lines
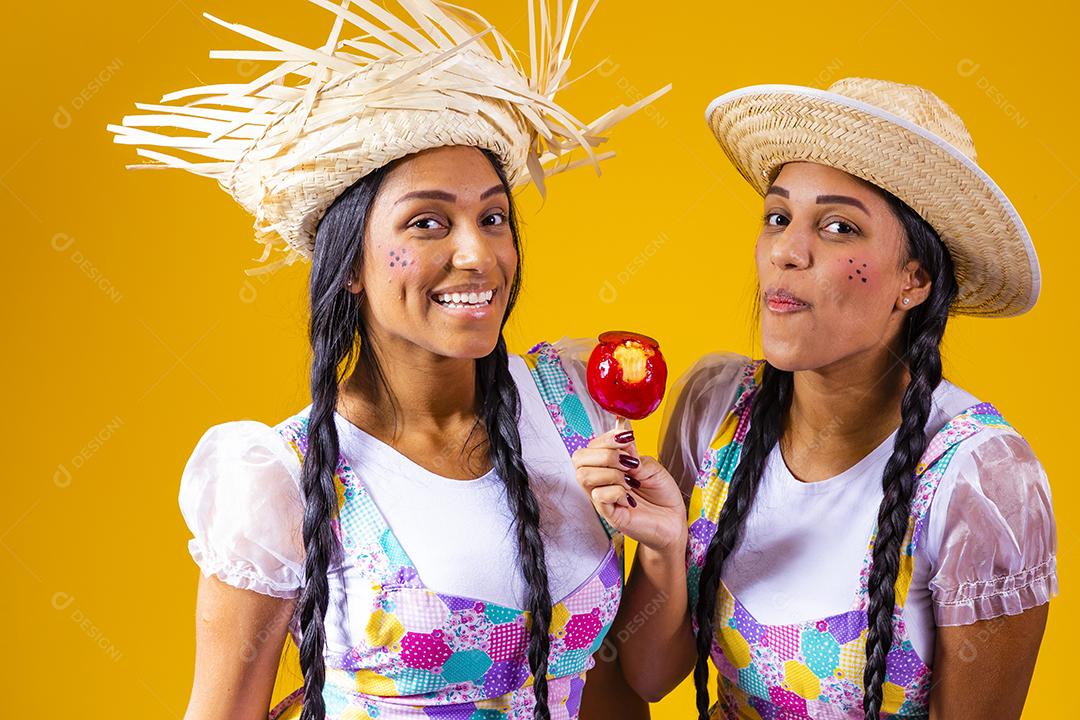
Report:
579,643,651,719
185,576,297,720
614,529,698,702
573,433,696,703
929,604,1048,719
924,431,1057,719
177,421,308,719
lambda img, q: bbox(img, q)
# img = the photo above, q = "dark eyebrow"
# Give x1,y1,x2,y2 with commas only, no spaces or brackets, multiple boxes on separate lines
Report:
480,185,507,201
394,185,507,206
816,194,869,213
394,190,456,205
765,185,789,198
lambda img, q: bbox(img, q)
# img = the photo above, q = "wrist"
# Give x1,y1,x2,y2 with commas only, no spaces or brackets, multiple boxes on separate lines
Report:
639,529,688,565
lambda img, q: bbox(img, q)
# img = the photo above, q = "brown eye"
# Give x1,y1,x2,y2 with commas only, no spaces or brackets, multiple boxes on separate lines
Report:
412,217,445,230
764,212,789,227
483,212,507,226
824,220,858,235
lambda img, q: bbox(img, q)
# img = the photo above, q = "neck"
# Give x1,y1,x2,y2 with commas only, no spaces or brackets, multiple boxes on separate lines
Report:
339,338,480,441
782,344,912,482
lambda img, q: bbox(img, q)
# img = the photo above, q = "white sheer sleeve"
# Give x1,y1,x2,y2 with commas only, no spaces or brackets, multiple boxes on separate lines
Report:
924,429,1058,626
547,336,620,436
178,420,306,599
657,352,752,501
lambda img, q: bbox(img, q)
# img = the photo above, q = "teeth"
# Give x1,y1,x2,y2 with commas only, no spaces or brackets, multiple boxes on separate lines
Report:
434,289,495,308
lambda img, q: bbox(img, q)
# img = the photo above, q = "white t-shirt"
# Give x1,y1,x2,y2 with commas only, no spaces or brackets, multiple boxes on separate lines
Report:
661,353,1058,666
177,339,615,652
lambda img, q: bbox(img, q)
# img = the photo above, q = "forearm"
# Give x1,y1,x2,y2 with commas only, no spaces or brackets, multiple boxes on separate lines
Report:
612,542,696,702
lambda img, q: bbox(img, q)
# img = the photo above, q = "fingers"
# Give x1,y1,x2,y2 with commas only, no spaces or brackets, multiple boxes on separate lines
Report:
585,427,638,452
634,455,669,482
577,465,641,493
591,485,636,514
573,446,641,471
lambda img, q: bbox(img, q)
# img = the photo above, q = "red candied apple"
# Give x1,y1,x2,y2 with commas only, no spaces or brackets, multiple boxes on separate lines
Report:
586,331,668,421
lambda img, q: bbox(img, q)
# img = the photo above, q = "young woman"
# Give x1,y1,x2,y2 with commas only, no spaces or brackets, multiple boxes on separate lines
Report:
573,78,1057,719
108,2,666,719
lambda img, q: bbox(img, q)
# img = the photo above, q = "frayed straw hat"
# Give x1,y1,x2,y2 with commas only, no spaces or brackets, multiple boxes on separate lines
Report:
706,77,1040,317
108,0,669,276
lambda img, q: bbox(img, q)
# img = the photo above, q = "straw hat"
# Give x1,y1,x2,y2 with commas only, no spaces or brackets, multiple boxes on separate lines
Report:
107,0,669,276
705,77,1040,317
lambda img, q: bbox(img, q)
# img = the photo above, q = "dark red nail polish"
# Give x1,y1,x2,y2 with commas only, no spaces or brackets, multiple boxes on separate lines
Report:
619,454,640,469
626,494,638,508
614,430,635,444
625,475,641,488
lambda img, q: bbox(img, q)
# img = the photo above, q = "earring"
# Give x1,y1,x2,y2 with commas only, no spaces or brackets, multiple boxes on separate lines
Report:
902,297,911,305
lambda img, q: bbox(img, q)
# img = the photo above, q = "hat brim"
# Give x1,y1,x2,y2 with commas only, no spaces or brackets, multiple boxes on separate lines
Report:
705,84,1040,317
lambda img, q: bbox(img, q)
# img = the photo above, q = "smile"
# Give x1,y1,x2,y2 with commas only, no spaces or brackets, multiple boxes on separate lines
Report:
431,288,496,310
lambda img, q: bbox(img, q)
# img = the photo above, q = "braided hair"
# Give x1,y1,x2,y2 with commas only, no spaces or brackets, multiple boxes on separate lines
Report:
296,148,554,720
691,188,958,720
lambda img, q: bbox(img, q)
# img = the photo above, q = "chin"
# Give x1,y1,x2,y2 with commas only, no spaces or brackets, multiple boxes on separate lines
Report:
761,334,819,373
439,333,502,361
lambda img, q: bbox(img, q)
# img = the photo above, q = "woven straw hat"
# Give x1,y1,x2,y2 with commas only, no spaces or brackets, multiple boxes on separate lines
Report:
108,0,669,276
706,77,1040,317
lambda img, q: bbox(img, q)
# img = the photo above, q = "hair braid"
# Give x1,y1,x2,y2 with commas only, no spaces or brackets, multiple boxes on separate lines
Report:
692,364,794,720
860,192,957,718
297,164,388,720
477,336,554,719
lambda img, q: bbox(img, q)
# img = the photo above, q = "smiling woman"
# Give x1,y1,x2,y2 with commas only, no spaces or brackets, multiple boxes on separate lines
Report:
106,1,668,720
344,147,518,361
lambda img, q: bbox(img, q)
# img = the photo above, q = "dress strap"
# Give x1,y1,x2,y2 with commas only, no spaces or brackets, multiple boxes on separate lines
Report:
273,414,421,588
685,359,764,609
523,341,621,548
868,401,1012,609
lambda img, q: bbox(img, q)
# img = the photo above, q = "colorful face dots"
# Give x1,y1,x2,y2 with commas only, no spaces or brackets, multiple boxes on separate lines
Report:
847,259,868,283
389,248,409,268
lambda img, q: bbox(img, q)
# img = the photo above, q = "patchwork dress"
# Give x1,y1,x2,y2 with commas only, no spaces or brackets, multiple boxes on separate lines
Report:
179,340,623,719
669,355,1057,719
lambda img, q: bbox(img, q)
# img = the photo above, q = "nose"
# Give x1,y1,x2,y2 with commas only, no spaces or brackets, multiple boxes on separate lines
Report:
450,223,499,274
768,221,812,271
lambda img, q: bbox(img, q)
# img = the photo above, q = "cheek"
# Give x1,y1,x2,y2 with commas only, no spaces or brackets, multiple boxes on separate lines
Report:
377,245,451,287
386,246,412,274
844,257,872,287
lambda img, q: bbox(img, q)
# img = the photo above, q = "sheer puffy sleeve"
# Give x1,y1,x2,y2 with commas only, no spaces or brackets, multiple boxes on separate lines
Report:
546,336,620,436
658,352,751,501
924,429,1058,626
178,420,306,599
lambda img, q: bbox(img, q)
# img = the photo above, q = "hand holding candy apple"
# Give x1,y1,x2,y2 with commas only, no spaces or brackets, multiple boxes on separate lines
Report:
574,331,684,548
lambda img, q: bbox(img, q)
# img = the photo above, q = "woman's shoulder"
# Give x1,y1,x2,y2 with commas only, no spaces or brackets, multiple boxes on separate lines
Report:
181,414,307,495
178,415,308,599
922,385,1048,526
668,350,759,422
918,391,1056,625
927,380,1032,461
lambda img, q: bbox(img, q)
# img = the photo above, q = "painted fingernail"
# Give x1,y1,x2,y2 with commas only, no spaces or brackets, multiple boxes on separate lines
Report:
614,430,635,444
626,494,638,508
619,454,640,469
625,475,641,488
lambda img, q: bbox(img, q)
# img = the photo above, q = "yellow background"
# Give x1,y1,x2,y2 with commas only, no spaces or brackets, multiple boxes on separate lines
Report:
5,0,1075,716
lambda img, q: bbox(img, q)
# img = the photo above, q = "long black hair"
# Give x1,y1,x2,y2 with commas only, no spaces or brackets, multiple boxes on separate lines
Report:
691,187,958,720
295,148,555,720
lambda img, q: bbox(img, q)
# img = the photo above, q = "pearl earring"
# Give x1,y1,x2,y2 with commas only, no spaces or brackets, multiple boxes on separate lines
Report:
902,297,911,305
